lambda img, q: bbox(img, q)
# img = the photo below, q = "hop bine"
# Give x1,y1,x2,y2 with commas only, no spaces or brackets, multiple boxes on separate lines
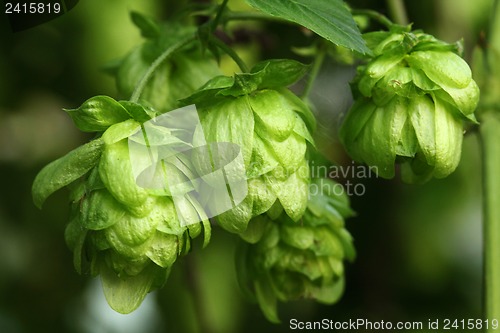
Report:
340,26,480,183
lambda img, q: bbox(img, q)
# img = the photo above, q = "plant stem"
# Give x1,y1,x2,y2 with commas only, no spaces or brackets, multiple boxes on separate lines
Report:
211,37,249,72
386,0,408,26
130,36,196,102
490,0,500,51
351,9,394,29
184,255,214,333
482,1,500,329
481,112,500,329
211,0,230,30
301,45,326,100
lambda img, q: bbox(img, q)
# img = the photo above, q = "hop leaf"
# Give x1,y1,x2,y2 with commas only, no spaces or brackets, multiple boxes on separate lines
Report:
64,96,131,132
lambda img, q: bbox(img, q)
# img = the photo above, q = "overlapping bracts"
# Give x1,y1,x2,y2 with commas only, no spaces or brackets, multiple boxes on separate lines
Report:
340,27,479,183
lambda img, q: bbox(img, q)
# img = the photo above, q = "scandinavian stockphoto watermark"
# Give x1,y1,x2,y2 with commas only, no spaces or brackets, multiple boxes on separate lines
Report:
289,318,500,331
310,160,378,197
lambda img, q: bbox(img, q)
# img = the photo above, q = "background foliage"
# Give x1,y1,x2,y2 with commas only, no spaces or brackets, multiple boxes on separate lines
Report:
0,0,492,332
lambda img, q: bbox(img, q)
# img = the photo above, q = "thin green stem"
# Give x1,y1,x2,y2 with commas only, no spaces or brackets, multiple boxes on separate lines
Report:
489,0,500,52
184,255,214,333
211,0,230,30
130,36,196,102
386,0,409,26
351,9,394,30
211,37,249,72
482,1,500,330
301,45,326,100
481,112,500,330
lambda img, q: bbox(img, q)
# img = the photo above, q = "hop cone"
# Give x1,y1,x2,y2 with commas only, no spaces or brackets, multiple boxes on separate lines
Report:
182,59,316,233
33,97,211,314
236,178,355,323
108,12,221,113
340,27,480,183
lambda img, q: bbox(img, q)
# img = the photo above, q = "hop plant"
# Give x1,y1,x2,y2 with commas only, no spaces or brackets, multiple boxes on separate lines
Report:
340,26,480,183
236,177,355,323
182,59,316,233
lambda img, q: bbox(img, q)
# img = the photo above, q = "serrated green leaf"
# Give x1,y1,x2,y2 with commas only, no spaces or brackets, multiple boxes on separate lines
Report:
32,139,104,209
220,60,309,97
245,0,369,55
251,59,310,89
119,101,155,123
65,96,131,132
180,75,235,105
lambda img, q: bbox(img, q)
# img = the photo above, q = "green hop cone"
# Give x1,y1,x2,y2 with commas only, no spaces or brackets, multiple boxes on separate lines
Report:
181,59,316,233
33,114,211,314
340,27,480,183
106,12,221,113
236,178,355,323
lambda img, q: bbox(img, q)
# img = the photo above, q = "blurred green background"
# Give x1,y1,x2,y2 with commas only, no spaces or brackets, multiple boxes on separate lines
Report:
0,0,493,332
